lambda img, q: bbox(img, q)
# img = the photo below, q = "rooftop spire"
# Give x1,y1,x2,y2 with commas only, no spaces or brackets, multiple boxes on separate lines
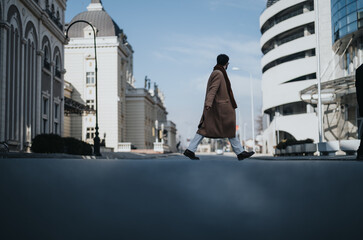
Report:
87,0,103,11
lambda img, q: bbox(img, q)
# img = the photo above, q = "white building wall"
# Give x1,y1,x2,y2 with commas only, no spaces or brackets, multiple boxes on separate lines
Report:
65,36,128,151
97,46,119,150
260,11,315,47
260,0,309,26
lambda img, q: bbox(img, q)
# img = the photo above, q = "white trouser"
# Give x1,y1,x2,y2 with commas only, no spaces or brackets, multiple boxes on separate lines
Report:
187,133,244,155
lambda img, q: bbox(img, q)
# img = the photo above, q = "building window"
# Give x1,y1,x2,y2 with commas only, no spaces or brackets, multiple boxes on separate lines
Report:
55,56,61,78
42,97,49,133
55,103,59,119
43,46,51,70
86,72,95,85
86,100,95,110
86,127,95,140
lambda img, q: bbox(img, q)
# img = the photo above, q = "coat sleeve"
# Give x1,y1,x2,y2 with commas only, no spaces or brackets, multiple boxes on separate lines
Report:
205,71,222,108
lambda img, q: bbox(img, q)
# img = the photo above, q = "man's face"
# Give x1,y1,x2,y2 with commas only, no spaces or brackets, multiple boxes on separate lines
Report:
224,62,229,70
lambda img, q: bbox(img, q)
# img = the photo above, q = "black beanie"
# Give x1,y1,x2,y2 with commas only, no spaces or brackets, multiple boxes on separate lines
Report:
217,54,229,65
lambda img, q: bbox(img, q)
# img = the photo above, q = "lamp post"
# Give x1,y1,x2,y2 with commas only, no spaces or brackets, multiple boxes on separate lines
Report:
232,67,256,151
314,0,324,154
66,20,101,156
249,73,256,151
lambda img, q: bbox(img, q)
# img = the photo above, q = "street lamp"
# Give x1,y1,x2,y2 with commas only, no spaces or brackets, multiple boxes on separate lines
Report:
314,0,323,149
232,67,256,151
65,20,101,156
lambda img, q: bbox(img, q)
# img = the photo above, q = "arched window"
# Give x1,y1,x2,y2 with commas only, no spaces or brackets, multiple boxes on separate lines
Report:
44,46,50,69
24,21,38,141
42,36,51,70
53,48,61,78
55,55,60,77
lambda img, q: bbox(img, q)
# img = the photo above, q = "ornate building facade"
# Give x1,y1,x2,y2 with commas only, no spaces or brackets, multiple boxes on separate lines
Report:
65,0,178,152
0,0,67,150
126,82,177,152
65,0,133,151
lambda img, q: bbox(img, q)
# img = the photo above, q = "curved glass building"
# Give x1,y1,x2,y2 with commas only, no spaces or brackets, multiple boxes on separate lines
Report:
332,0,363,43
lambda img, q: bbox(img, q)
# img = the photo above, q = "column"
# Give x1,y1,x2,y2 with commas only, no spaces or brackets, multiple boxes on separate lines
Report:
20,37,27,150
36,50,43,136
60,69,66,136
50,61,55,133
0,21,9,141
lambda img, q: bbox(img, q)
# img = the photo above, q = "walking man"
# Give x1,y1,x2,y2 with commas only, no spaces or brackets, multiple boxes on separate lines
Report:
184,54,255,160
356,64,363,160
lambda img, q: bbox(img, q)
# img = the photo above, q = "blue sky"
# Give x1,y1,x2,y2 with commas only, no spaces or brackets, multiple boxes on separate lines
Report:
66,0,267,146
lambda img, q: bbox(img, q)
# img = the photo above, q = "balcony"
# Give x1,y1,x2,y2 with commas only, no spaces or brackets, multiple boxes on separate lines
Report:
45,8,63,31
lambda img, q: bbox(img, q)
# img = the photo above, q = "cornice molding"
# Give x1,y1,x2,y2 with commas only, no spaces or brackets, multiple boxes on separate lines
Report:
20,0,43,20
41,15,67,43
19,0,66,43
55,0,67,10
65,45,119,50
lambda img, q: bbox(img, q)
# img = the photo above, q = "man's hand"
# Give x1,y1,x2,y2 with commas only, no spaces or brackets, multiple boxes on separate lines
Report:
205,106,211,110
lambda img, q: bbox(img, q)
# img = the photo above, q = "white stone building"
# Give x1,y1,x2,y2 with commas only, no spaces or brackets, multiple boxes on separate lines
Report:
0,0,67,150
64,0,133,151
126,82,177,152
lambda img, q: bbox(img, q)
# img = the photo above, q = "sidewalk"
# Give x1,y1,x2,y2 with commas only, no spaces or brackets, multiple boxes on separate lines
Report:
214,152,358,161
0,151,181,160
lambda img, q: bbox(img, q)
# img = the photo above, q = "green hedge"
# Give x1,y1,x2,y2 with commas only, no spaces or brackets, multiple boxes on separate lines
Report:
276,138,314,150
31,134,64,153
31,134,93,155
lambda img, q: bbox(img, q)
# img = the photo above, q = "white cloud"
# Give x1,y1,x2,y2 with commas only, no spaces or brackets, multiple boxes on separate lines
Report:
209,0,267,11
155,33,262,76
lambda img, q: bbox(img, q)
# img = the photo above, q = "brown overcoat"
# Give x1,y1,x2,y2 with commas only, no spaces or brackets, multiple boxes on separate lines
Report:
197,69,236,138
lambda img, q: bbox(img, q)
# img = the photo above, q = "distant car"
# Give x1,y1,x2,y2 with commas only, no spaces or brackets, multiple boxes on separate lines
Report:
215,149,224,155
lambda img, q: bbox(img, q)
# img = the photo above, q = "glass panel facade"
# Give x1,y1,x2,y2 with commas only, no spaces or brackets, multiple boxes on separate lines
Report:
331,0,363,43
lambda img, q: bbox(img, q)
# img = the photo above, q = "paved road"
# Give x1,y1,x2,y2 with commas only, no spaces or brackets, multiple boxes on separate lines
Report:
1,155,363,240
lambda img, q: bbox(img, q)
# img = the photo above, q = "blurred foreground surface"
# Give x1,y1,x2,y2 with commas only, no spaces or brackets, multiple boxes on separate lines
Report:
1,154,363,240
